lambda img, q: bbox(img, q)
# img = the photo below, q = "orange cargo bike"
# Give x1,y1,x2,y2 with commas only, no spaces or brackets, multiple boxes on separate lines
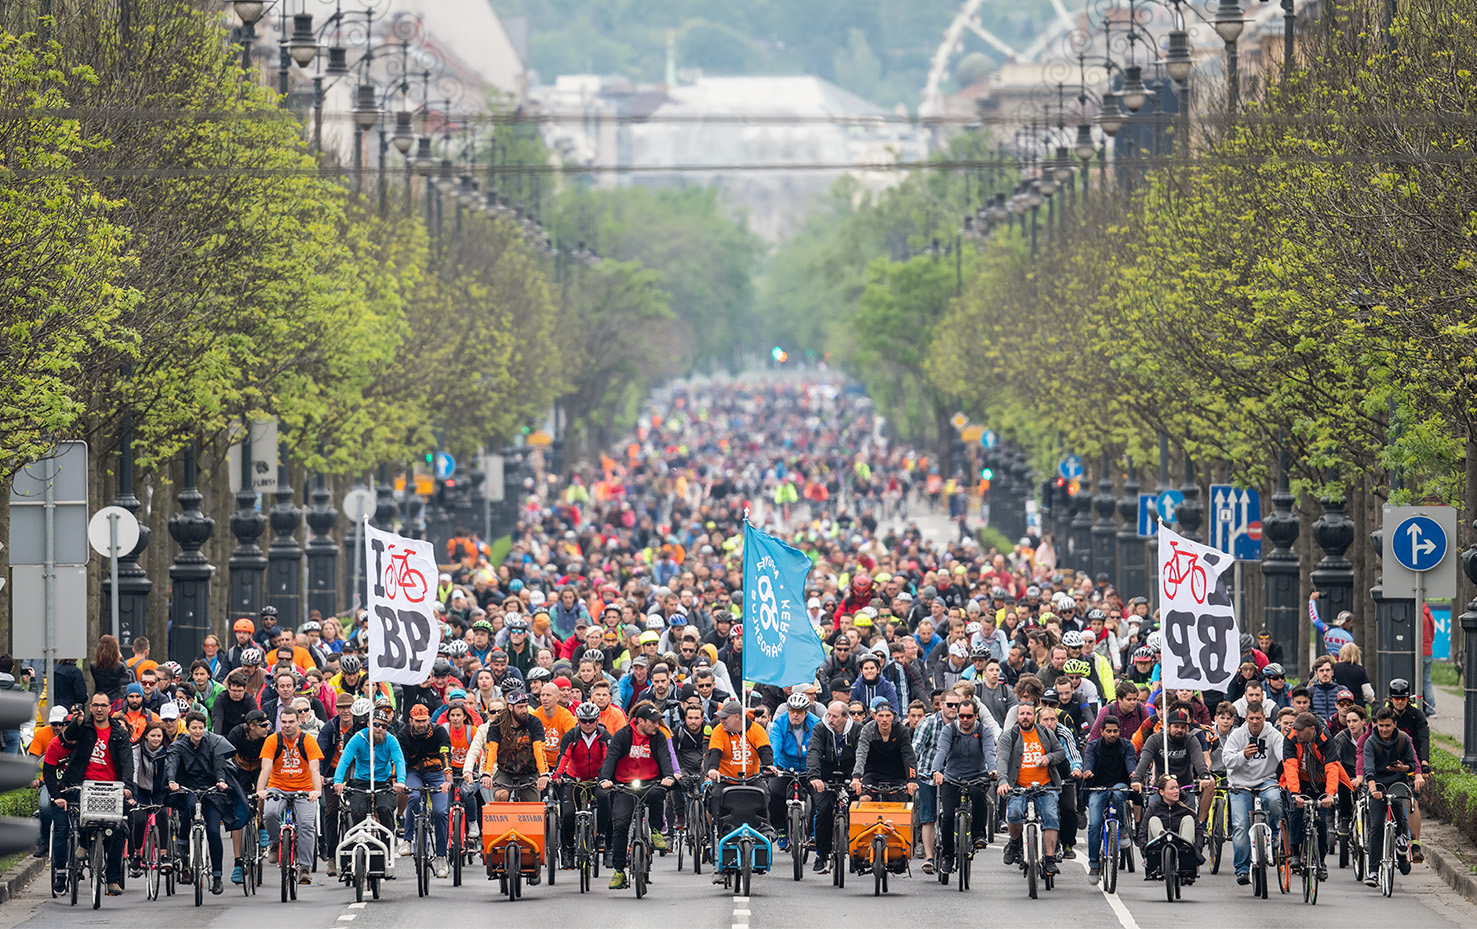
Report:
481,782,558,901
846,782,915,896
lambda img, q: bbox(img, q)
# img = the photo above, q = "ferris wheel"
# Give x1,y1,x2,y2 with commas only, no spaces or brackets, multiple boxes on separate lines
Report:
919,0,1089,117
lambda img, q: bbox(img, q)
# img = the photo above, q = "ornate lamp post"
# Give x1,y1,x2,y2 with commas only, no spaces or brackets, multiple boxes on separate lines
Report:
168,444,215,662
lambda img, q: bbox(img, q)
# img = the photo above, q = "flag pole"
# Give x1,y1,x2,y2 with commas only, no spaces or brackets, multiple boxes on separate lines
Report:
1155,515,1170,789
741,507,749,728
364,517,375,815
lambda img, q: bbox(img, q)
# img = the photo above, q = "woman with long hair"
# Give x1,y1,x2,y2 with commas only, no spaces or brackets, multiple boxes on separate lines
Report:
90,634,132,701
320,617,345,653
200,634,227,681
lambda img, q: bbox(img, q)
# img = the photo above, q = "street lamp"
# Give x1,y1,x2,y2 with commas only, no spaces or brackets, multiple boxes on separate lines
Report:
434,159,457,196
1164,29,1193,84
232,0,266,25
351,83,380,130
1052,146,1073,184
1074,123,1096,162
1120,65,1149,113
287,13,319,68
1214,0,1246,41
1097,92,1124,137
391,111,415,154
412,136,436,175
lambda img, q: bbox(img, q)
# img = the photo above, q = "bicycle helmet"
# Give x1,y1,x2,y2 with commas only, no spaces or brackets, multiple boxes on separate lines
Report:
1262,662,1285,678
526,667,552,686
582,649,605,664
161,660,183,678
666,612,688,627
437,641,454,656
1060,630,1085,649
431,658,453,676
1085,608,1107,624
233,617,255,634
302,620,322,633
240,647,265,667
446,639,469,659
472,619,495,634
965,621,982,636
575,702,600,722
786,692,812,712
969,644,991,659
1132,646,1155,662
351,697,372,719
260,605,279,618
1053,593,1075,611
1388,678,1411,698
1240,633,1255,652
339,655,362,675
645,616,665,631
1145,631,1163,652
991,586,1008,599
1063,658,1091,676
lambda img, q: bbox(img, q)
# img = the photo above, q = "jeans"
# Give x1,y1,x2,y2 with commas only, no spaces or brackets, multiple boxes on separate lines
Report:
1230,782,1283,876
1086,785,1127,867
914,781,938,824
264,793,317,871
937,780,991,859
1,729,19,755
1367,789,1411,866
403,769,448,856
171,791,228,876
1006,791,1059,832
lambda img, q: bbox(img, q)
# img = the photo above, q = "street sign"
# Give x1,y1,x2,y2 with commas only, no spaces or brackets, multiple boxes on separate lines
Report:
88,506,141,558
8,442,89,565
1057,455,1083,480
527,430,553,447
981,429,998,449
1381,505,1457,600
227,418,278,495
950,412,969,430
1155,489,1183,525
1137,493,1159,537
342,486,376,523
434,451,456,480
1209,485,1263,561
961,424,984,443
10,566,86,659
484,454,505,503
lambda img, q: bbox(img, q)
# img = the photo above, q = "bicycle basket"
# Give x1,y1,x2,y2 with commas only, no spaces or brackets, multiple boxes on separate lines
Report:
80,780,127,825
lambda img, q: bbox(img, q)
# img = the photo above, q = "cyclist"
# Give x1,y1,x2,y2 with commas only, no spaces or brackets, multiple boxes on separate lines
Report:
316,693,360,876
1363,706,1424,885
334,705,408,834
480,689,549,803
599,703,675,889
165,711,232,894
911,683,963,874
329,655,369,698
1307,591,1355,658
1138,774,1202,869
257,706,323,885
59,691,135,896
1383,678,1430,861
850,698,917,803
931,689,997,874
996,701,1063,875
765,693,817,850
805,699,861,874
397,703,451,878
1222,703,1285,885
1130,707,1213,813
553,701,611,869
1281,710,1349,880
1082,714,1137,881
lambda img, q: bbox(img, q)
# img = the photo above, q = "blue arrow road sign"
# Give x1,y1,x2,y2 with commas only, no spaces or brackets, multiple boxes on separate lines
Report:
1156,489,1183,524
434,451,456,480
1138,493,1158,537
982,429,998,449
1058,455,1083,480
1393,514,1447,572
1210,485,1263,561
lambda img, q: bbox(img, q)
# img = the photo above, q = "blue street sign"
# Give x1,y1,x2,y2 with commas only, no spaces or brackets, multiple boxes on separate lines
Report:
1137,493,1158,537
1392,514,1447,572
1155,489,1183,524
982,429,998,449
434,451,456,481
1058,454,1083,480
1209,485,1263,561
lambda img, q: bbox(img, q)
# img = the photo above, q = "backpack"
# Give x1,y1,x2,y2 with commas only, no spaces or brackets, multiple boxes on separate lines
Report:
273,732,307,762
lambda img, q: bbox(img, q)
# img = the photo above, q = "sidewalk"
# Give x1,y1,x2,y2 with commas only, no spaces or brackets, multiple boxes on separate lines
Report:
1431,683,1466,751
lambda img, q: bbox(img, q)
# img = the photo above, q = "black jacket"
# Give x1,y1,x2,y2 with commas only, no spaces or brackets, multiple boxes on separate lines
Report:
599,725,675,782
89,662,133,702
54,662,89,712
212,693,257,736
805,720,862,783
163,732,231,789
61,714,136,794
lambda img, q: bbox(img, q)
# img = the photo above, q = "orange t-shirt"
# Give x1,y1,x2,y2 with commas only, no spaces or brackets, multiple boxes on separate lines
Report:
533,704,577,754
1015,727,1049,787
28,727,55,757
708,722,770,779
261,732,324,792
598,705,628,734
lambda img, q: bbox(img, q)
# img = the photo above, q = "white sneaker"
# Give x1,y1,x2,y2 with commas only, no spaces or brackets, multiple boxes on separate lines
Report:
397,839,413,857
433,857,448,879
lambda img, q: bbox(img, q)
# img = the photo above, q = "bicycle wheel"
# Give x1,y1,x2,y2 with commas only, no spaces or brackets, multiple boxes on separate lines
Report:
91,834,104,910
68,836,81,906
1337,814,1349,870
1103,819,1118,894
353,846,366,903
1255,831,1270,899
833,814,845,888
790,807,805,881
505,844,520,901
449,807,463,887
281,831,291,903
632,842,647,899
872,835,885,896
546,810,557,887
1277,824,1291,894
955,808,970,890
415,816,428,898
1164,844,1177,903
1025,826,1038,900
193,831,205,907
240,816,254,897
741,845,753,897
1209,799,1226,874
985,794,996,846
144,820,160,901
1382,822,1396,897
1304,818,1319,905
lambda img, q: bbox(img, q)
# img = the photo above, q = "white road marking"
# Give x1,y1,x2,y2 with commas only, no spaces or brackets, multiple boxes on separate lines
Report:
338,916,356,922
1076,857,1142,929
349,901,367,909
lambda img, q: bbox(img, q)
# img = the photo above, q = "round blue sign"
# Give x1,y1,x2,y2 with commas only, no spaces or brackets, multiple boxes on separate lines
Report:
1156,489,1184,524
1058,454,1083,480
434,451,456,481
982,429,998,449
1393,514,1447,572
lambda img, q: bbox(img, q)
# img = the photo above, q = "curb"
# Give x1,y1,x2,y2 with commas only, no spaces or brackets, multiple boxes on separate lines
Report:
1425,841,1477,905
0,855,45,903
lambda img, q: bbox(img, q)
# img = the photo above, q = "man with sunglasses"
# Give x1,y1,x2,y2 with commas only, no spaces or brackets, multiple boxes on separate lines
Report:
805,700,861,873
1261,663,1292,710
334,706,408,834
932,694,998,876
909,685,963,874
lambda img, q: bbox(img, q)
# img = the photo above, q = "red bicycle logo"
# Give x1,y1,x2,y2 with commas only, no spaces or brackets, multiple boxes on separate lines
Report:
1161,541,1208,604
383,548,428,603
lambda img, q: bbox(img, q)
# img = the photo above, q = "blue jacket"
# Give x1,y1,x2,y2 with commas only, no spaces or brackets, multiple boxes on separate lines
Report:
334,729,407,785
1309,680,1342,721
767,712,818,771
850,675,901,717
1083,736,1138,788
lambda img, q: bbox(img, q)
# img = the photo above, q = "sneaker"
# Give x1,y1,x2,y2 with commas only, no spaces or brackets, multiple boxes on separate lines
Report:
528,870,541,886
327,861,337,877
1288,854,1303,872
300,873,312,885
1120,831,1132,849
1367,876,1380,886
775,834,788,852
178,869,193,885
812,856,828,874
1316,863,1328,881
259,829,270,848
32,845,46,859
650,831,667,851
397,839,413,857
53,875,67,896
603,848,614,870
1042,858,1061,876
231,863,244,885
211,875,223,895
1236,873,1250,885
1410,843,1424,863
1061,845,1076,860
940,855,955,874
711,872,726,885
433,857,448,879
129,863,143,878
1399,856,1411,876
1003,840,1021,866
1088,866,1100,882
608,869,628,890
107,882,124,896
921,858,935,875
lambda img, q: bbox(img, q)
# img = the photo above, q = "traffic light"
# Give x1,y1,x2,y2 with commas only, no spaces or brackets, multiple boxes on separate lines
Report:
424,452,434,466
0,692,38,854
981,467,994,481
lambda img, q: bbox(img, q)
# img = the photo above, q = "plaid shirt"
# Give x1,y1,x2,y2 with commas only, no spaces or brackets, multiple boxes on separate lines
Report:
912,712,948,776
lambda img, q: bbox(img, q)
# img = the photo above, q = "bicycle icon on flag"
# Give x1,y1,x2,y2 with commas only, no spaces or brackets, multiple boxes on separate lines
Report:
1162,541,1208,604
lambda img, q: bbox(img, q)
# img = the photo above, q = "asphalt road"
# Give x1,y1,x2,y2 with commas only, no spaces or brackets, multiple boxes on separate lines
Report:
4,838,1473,929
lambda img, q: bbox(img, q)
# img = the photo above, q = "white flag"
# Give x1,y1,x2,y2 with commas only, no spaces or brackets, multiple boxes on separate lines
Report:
1156,525,1240,693
364,522,442,685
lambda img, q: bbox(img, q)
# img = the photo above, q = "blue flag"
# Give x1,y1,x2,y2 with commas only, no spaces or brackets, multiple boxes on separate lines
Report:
742,520,825,687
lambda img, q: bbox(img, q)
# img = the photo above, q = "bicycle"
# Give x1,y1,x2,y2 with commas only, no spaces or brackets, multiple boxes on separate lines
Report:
336,785,395,903
1291,791,1327,905
1228,786,1280,899
826,780,851,889
266,789,314,902
938,775,993,891
1372,780,1414,897
776,768,811,881
1140,784,1201,904
63,781,127,910
407,783,437,898
240,794,265,896
383,547,428,602
1161,541,1208,603
684,780,708,875
131,801,172,901
1204,770,1230,875
173,786,228,907
564,779,602,892
1006,785,1060,900
1085,785,1134,894
612,781,666,898
447,779,473,887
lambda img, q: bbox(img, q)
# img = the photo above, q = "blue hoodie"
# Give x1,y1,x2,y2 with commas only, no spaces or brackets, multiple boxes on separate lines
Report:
767,711,818,771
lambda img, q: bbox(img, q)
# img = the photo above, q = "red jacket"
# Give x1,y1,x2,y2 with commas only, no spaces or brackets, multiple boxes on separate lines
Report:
833,581,876,630
553,726,610,781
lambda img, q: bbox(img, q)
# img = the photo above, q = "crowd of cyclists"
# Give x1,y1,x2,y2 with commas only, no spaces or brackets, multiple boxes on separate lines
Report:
29,379,1437,907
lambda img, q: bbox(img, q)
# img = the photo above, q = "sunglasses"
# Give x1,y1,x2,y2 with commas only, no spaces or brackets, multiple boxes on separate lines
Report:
944,701,961,709
372,723,388,730
849,711,866,717
957,713,976,720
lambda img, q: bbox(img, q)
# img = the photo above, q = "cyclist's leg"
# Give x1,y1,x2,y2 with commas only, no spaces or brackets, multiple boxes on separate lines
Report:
1058,782,1079,851
558,782,576,856
1086,789,1109,868
968,784,991,844
1229,788,1252,874
403,770,425,845
204,799,227,878
262,794,286,855
104,823,126,884
609,792,635,871
812,789,836,858
1367,794,1387,865
426,771,449,856
644,790,665,837
938,786,959,861
915,780,937,859
1039,792,1060,858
